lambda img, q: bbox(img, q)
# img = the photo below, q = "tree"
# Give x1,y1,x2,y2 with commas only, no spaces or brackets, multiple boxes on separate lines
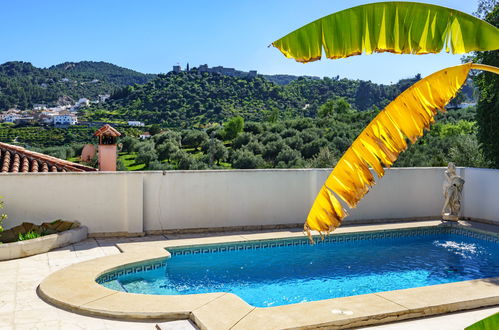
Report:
275,146,304,167
232,132,253,149
245,140,264,155
318,97,352,118
223,116,244,140
301,139,328,159
149,124,162,136
266,107,280,123
148,160,174,170
447,91,467,109
136,142,157,166
448,135,490,168
469,1,499,167
153,131,181,146
121,136,139,153
207,139,229,165
116,158,127,171
171,150,206,170
156,141,180,160
181,130,209,150
262,140,286,163
244,122,264,134
284,135,304,151
309,147,337,168
231,149,265,169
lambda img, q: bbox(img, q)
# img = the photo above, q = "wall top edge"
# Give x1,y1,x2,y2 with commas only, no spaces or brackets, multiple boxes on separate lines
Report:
0,167,489,176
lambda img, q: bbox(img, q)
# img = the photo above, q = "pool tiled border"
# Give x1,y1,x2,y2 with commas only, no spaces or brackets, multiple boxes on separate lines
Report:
38,221,499,330
96,225,499,285
167,226,499,255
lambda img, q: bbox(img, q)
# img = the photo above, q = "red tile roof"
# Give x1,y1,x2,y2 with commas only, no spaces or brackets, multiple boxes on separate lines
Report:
94,124,121,137
0,142,97,173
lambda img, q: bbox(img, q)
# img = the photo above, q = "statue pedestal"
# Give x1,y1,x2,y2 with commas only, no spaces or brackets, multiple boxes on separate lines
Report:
442,213,459,221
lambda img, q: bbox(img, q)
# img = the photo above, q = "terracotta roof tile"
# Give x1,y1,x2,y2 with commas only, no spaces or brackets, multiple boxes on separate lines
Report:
94,124,121,137
0,142,97,173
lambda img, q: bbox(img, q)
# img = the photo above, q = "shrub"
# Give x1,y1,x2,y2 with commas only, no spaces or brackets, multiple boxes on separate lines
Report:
18,231,42,241
0,196,6,235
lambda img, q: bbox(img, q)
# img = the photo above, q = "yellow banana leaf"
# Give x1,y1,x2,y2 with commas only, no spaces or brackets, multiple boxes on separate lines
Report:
272,2,499,63
305,63,499,239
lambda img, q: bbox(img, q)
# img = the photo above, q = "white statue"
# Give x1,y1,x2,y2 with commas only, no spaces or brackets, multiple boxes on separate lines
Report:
442,162,465,221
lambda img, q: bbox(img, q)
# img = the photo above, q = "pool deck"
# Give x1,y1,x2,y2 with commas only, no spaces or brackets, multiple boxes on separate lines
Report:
2,220,498,329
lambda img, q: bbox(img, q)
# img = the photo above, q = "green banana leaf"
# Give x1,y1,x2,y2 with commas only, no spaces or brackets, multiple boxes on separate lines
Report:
272,1,499,63
465,312,499,330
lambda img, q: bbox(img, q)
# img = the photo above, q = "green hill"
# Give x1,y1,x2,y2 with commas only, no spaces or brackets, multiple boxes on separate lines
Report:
84,69,426,126
0,61,156,110
49,61,155,86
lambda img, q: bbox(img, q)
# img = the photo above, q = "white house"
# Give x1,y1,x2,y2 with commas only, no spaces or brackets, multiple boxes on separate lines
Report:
98,94,110,103
3,113,21,123
53,114,78,126
33,104,47,110
139,132,151,139
128,121,145,127
76,98,90,107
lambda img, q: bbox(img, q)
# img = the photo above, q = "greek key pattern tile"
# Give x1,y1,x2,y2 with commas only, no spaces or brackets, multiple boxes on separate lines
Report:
451,227,499,243
167,226,449,256
96,260,166,284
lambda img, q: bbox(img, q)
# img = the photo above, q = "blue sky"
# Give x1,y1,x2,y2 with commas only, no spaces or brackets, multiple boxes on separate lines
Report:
0,0,478,84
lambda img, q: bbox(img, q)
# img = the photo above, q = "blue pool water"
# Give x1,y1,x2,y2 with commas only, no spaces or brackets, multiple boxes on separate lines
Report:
99,227,499,307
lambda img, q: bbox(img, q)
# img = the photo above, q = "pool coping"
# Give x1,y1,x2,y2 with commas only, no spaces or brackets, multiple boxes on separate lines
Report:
38,220,499,330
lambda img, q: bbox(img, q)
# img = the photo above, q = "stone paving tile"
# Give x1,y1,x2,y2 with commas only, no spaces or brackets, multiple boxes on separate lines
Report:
94,237,134,246
156,320,198,330
128,235,167,242
15,290,52,311
0,298,15,314
14,320,60,330
14,307,60,325
1,236,197,329
102,318,160,329
57,310,110,330
49,245,75,254
0,312,13,328
15,280,39,292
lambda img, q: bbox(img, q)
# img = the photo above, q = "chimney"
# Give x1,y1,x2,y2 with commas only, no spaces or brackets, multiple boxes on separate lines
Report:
94,124,121,171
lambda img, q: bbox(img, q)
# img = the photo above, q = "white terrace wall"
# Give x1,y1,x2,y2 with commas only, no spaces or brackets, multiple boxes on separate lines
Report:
0,167,496,235
142,167,448,231
461,168,499,223
0,172,143,234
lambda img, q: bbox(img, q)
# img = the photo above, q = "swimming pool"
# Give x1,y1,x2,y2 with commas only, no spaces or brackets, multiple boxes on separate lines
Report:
97,226,499,308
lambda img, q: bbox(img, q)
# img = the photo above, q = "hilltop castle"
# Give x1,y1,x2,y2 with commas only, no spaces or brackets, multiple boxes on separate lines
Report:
172,64,257,78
